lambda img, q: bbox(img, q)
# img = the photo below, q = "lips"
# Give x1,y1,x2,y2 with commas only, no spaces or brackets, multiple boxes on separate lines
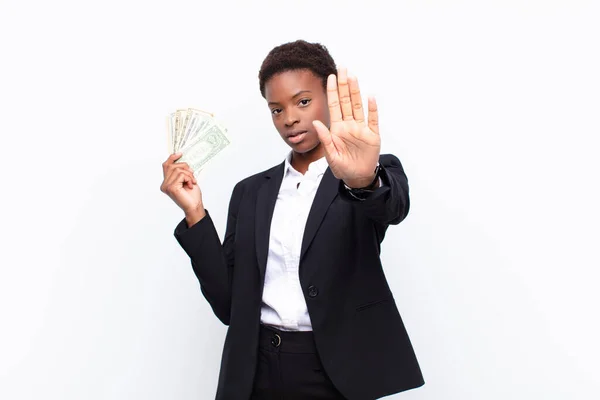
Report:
286,130,308,144
287,130,307,138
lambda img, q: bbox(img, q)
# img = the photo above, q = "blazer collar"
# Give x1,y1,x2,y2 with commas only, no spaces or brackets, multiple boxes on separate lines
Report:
300,168,338,260
254,159,339,282
255,162,284,283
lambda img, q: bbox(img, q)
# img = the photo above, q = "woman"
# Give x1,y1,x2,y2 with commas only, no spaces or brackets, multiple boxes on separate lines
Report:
160,40,424,400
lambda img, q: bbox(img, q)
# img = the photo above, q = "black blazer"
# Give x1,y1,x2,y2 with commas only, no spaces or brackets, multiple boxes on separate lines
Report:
174,154,424,400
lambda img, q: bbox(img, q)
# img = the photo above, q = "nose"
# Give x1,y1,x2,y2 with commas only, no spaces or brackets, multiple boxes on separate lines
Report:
284,109,300,127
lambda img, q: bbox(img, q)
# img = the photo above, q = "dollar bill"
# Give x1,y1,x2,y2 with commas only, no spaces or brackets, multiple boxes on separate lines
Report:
176,123,230,175
179,111,210,151
180,108,194,146
167,113,177,154
173,109,187,151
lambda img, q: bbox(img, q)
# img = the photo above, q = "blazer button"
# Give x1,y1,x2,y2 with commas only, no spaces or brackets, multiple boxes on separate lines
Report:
308,285,319,298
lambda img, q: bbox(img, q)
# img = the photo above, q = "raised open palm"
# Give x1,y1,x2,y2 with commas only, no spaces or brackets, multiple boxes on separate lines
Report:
312,67,381,188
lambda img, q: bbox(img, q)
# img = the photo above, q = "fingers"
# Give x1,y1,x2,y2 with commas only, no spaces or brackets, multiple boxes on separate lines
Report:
162,152,182,176
160,163,197,193
328,68,367,126
336,67,353,121
176,170,196,190
313,120,338,158
367,97,379,135
165,167,196,192
162,156,195,183
169,164,196,185
348,76,365,125
326,74,342,123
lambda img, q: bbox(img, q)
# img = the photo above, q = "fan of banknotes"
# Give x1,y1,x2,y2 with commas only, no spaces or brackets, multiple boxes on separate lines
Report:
167,108,231,176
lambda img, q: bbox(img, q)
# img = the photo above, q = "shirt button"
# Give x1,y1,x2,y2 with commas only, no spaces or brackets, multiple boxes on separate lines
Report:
308,285,319,298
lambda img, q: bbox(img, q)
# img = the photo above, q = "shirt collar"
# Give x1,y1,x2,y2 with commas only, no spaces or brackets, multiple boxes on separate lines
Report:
284,152,328,177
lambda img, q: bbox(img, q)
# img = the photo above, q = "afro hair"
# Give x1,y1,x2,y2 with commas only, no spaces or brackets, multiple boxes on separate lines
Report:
258,39,337,98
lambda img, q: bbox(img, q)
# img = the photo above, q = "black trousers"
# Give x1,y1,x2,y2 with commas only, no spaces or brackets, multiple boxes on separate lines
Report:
250,325,347,400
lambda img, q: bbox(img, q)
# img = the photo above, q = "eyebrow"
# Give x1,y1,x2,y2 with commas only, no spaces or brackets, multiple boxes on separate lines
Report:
268,90,312,106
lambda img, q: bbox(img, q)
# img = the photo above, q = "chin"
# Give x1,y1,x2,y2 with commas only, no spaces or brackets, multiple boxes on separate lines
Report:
290,141,321,155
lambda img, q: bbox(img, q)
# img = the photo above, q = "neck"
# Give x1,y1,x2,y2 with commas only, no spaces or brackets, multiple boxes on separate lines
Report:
290,143,325,174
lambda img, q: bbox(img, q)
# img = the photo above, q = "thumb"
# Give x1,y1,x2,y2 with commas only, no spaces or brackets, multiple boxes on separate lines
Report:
312,120,337,158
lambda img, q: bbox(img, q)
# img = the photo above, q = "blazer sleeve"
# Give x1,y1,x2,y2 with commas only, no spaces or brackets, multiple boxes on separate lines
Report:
338,153,410,226
173,181,244,325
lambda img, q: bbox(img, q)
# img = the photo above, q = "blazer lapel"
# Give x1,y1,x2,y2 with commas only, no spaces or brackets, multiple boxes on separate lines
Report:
300,168,339,261
255,162,284,282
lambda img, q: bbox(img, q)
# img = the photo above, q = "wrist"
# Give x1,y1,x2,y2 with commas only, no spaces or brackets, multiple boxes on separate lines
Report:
343,163,381,189
184,205,206,228
343,174,377,189
342,164,382,201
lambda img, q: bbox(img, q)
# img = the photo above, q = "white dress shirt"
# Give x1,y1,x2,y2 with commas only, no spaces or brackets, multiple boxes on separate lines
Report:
260,153,328,331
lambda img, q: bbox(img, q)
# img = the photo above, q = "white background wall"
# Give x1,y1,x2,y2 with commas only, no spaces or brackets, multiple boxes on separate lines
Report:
1,0,598,399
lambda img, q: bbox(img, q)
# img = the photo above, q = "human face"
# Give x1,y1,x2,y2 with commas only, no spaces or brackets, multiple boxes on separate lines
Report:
264,69,330,156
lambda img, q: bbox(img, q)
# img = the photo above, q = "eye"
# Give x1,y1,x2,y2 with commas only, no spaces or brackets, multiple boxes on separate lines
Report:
298,99,311,107
271,108,282,115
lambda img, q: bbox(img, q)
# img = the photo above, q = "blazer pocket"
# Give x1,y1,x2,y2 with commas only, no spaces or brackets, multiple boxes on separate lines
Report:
355,293,393,312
